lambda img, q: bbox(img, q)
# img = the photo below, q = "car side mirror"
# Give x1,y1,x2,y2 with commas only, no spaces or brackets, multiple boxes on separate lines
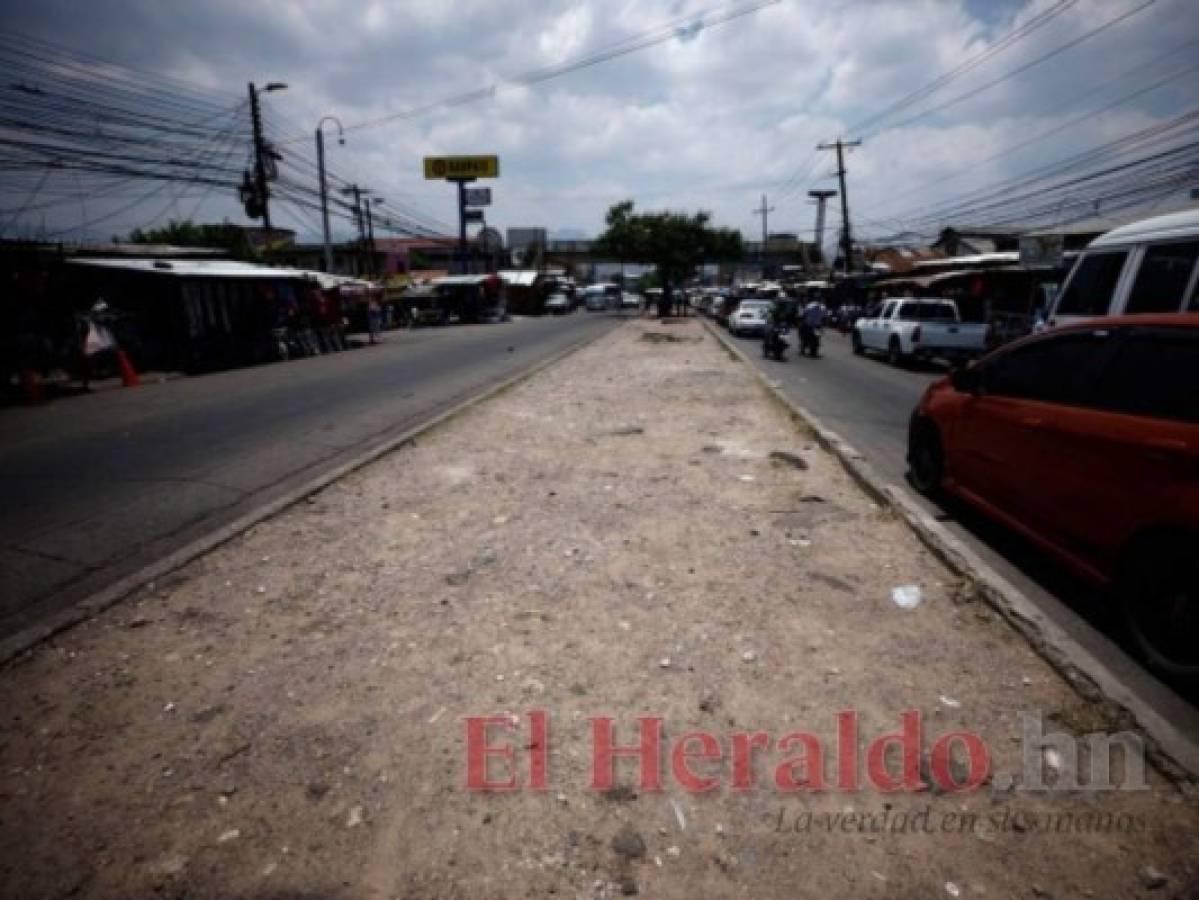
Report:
950,365,982,395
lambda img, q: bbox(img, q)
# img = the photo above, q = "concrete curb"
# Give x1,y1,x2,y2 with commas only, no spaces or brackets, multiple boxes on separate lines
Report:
702,318,1199,784
0,323,618,668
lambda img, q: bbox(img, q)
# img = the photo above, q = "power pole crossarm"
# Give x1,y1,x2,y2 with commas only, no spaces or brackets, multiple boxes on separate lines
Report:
817,139,861,273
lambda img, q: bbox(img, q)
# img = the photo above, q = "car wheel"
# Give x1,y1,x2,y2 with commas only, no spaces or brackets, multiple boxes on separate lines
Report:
852,331,864,355
1118,534,1198,683
887,337,904,366
907,420,944,496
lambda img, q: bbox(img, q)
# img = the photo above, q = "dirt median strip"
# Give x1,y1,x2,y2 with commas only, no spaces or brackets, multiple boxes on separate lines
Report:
0,319,1195,899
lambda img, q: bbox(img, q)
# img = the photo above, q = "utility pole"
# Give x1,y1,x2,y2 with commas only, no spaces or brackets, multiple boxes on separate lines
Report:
364,197,379,279
751,193,774,265
817,139,861,273
245,81,285,239
341,184,365,276
315,117,344,273
248,83,269,232
457,179,469,275
807,189,837,267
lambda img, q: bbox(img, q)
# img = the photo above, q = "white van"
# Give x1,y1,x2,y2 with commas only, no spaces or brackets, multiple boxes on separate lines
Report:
1049,207,1199,326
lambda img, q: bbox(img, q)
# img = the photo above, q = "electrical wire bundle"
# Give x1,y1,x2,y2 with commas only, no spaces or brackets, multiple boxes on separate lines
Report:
0,32,451,241
0,32,254,238
769,0,1198,246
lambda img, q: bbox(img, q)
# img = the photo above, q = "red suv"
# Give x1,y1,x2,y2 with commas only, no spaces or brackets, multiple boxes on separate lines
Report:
907,314,1198,680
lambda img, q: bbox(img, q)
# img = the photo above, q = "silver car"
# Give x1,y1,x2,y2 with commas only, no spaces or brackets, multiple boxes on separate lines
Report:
728,300,772,337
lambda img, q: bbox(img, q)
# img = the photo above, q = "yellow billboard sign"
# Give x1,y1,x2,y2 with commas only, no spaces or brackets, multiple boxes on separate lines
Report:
423,155,500,180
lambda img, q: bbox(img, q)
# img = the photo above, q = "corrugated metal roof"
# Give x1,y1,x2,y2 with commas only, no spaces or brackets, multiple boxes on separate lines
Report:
68,258,312,280
432,274,495,286
311,272,375,291
67,257,383,292
497,270,539,286
912,252,1020,270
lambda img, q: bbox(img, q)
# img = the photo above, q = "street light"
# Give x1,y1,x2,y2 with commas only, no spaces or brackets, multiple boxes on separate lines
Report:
315,115,344,273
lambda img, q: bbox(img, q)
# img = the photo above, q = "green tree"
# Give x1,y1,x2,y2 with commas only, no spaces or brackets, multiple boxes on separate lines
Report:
594,200,742,315
124,219,255,259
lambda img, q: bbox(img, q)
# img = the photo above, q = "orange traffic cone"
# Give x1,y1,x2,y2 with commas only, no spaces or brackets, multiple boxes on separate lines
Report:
19,368,42,404
116,349,140,387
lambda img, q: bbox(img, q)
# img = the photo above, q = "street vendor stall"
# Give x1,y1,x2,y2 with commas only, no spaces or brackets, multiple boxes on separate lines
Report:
312,273,381,337
431,274,507,324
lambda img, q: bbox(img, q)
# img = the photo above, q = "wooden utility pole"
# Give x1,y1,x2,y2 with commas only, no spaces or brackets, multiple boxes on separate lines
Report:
247,83,279,233
752,193,774,265
817,139,861,272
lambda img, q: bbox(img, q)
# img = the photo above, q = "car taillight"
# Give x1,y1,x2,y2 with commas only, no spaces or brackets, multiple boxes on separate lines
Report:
912,325,922,343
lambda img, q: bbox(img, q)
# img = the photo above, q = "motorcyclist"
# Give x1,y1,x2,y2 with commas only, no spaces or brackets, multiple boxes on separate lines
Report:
800,297,828,357
762,297,791,359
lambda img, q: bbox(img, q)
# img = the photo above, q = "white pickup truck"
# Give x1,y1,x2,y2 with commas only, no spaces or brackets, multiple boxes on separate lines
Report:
851,298,989,365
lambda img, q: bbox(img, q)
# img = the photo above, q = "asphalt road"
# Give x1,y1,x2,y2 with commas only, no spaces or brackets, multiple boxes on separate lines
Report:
723,323,1199,722
0,311,621,638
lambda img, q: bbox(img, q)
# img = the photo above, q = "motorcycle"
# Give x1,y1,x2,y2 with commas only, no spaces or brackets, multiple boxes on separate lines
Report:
800,324,822,358
762,324,789,361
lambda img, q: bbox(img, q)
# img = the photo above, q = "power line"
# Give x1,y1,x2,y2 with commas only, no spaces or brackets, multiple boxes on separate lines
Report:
864,113,1199,239
847,0,1079,137
859,0,1158,140
859,44,1199,221
280,0,781,142
770,0,1079,206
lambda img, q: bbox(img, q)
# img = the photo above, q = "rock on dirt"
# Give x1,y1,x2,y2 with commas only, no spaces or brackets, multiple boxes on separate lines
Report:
768,450,809,470
611,826,647,860
1138,866,1169,890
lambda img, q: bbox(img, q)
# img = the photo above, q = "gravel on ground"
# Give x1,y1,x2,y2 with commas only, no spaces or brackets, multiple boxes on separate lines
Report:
0,319,1195,899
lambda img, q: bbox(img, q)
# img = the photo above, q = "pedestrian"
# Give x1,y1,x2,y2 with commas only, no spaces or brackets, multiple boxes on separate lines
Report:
659,284,673,319
367,297,383,344
77,301,117,389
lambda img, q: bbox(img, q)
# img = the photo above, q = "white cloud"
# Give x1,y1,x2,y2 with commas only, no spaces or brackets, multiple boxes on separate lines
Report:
6,0,1197,243
538,5,594,63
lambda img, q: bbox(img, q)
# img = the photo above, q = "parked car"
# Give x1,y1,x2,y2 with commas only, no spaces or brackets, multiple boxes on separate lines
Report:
620,292,641,311
1050,208,1199,326
544,292,571,315
728,299,772,337
852,297,989,365
906,314,1199,680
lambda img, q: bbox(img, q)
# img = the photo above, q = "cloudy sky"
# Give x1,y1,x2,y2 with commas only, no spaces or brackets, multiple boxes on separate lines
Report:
3,0,1197,247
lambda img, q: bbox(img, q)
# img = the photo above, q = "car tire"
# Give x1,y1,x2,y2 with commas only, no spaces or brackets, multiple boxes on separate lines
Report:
1117,534,1198,684
887,337,905,366
852,331,864,355
906,420,944,497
